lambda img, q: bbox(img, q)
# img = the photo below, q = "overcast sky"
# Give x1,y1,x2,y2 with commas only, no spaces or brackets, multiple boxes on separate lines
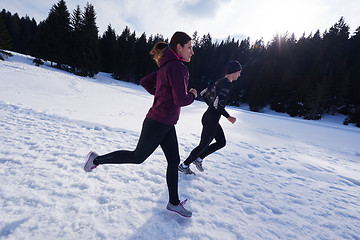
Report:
2,0,360,43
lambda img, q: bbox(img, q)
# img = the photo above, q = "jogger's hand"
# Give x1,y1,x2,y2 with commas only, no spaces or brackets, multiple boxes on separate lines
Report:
227,116,236,124
189,88,198,98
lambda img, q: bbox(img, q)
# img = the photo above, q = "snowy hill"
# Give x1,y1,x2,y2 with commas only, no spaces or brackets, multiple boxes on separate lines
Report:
1,52,360,239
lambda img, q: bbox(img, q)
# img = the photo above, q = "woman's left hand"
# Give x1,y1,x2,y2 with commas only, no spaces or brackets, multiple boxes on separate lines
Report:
227,116,236,124
189,88,198,98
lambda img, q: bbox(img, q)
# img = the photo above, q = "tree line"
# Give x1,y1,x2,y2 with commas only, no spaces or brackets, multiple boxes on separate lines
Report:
1,0,359,127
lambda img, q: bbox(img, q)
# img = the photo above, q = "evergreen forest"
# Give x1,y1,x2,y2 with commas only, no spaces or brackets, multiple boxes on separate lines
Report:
1,0,360,127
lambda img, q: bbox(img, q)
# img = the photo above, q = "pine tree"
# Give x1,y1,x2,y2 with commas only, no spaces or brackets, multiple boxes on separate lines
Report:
192,31,200,48
235,39,264,106
348,27,360,107
80,3,100,77
190,33,216,90
135,32,154,82
0,16,12,49
344,26,360,126
99,24,117,73
0,15,13,60
305,77,331,120
322,17,350,113
69,5,84,74
1,10,38,56
5,13,20,51
113,26,136,81
34,0,71,67
32,20,47,61
17,15,37,54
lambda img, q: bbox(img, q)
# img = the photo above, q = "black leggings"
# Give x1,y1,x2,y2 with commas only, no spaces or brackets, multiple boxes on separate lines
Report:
94,117,180,205
183,108,226,166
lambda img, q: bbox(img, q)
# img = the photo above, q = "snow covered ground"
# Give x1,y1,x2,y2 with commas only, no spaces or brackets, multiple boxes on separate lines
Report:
1,52,359,239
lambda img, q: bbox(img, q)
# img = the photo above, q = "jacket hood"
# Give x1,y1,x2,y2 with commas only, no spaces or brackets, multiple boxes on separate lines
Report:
159,48,183,68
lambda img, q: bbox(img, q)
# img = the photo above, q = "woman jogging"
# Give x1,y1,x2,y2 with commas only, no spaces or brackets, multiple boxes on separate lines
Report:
178,60,242,175
84,31,197,218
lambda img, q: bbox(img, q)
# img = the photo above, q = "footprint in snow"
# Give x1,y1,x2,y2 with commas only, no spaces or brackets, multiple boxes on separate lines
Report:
287,169,296,174
243,192,254,198
260,202,283,215
243,206,256,215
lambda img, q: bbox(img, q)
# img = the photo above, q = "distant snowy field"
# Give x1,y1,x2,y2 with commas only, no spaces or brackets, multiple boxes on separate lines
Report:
1,52,359,239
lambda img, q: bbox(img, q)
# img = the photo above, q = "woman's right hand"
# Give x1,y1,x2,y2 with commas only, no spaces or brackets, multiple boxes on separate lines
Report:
189,88,198,98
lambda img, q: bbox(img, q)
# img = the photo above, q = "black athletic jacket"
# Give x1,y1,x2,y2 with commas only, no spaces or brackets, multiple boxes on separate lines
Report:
210,77,233,118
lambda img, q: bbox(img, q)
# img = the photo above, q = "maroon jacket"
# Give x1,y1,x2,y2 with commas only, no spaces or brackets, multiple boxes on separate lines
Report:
140,48,195,125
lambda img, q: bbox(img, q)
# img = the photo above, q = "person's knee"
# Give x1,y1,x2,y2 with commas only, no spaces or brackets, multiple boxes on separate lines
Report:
168,156,180,166
132,152,147,164
133,158,146,164
219,139,226,149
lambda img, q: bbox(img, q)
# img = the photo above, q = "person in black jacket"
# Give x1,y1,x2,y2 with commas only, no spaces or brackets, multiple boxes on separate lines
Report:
178,60,242,174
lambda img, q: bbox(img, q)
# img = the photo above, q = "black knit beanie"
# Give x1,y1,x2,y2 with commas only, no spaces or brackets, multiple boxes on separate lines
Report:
225,60,242,74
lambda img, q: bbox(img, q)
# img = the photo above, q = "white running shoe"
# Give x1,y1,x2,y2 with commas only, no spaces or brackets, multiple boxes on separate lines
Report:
178,163,195,175
193,157,204,172
166,199,192,218
84,151,99,172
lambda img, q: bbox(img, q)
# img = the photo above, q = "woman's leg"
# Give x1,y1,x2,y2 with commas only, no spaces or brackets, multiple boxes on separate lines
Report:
183,117,217,166
199,124,226,160
94,118,171,165
160,126,181,205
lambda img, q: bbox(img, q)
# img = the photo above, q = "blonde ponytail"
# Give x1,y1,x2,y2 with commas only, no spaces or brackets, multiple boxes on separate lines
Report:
150,42,168,66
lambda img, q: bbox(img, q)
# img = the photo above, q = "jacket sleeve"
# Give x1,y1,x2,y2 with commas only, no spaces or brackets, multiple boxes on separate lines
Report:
168,63,195,107
140,71,157,95
213,79,231,118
